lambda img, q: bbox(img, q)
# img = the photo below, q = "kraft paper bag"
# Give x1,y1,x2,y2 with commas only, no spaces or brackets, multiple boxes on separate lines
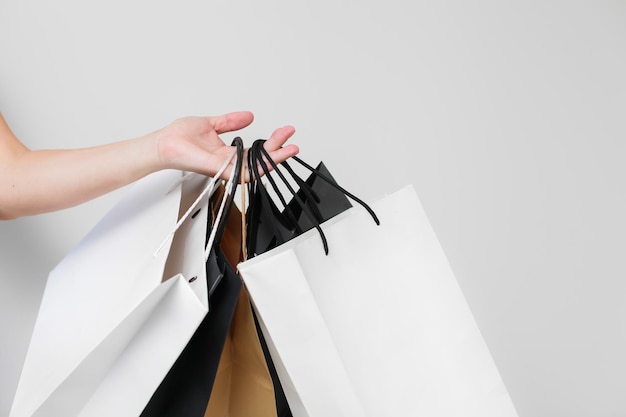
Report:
204,187,278,417
204,288,277,417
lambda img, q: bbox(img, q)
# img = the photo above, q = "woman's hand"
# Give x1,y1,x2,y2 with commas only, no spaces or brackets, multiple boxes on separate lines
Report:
0,111,299,219
154,111,299,179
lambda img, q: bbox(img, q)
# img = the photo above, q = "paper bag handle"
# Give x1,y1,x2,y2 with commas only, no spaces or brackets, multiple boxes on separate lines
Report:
246,139,379,255
154,145,239,258
204,137,244,260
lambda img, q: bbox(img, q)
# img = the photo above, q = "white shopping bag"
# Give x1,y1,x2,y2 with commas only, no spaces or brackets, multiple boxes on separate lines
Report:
10,168,223,417
238,185,519,417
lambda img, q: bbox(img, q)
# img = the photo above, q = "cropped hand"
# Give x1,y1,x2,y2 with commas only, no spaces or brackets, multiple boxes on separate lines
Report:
0,111,299,219
154,111,299,179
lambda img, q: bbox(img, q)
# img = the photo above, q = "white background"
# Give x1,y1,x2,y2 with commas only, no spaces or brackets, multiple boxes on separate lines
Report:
1,1,625,416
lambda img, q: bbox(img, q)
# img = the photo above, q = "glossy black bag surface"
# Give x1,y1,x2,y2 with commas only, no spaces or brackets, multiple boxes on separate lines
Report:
140,245,241,417
246,161,352,257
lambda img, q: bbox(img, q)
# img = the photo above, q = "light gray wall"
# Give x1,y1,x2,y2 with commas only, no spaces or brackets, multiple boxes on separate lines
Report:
1,1,625,416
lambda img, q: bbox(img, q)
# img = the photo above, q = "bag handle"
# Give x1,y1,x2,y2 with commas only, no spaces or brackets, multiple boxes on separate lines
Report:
246,139,327,253
246,139,380,255
204,137,244,260
248,140,309,233
240,151,249,262
154,142,240,258
261,143,379,226
251,140,379,226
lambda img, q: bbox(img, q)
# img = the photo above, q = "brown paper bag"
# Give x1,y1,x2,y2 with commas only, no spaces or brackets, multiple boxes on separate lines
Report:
205,185,277,417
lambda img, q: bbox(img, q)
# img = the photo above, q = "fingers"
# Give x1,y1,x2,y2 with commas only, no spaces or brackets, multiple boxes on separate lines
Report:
201,116,299,180
204,114,298,163
207,111,255,134
263,125,299,164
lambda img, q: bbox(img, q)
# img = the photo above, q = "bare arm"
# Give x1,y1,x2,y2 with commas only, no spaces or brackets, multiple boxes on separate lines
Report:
0,112,298,220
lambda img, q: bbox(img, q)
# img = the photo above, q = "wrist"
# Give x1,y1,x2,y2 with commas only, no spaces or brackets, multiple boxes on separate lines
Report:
138,129,168,173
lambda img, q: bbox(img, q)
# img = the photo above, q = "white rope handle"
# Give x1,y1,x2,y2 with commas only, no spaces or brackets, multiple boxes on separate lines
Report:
203,160,238,261
153,148,238,257
165,172,195,195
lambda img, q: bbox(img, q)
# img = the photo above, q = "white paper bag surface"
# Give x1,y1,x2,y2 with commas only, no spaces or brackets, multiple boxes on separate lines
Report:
238,185,519,417
10,170,213,417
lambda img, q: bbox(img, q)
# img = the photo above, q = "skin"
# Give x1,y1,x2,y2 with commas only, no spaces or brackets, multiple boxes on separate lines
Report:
0,111,298,220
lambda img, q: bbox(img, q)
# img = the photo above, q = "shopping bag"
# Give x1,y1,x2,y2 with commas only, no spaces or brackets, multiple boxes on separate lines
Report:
245,139,375,258
244,141,375,416
10,152,237,417
139,195,242,417
204,186,277,417
141,140,247,417
246,161,352,256
204,288,278,417
238,185,519,416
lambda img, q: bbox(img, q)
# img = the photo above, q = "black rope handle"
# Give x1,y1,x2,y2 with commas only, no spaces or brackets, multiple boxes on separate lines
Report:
212,137,244,244
249,140,329,254
255,140,380,226
246,139,380,255
244,140,275,255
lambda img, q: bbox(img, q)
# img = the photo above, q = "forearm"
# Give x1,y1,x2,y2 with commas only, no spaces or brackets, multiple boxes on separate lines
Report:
0,111,298,219
0,134,161,219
